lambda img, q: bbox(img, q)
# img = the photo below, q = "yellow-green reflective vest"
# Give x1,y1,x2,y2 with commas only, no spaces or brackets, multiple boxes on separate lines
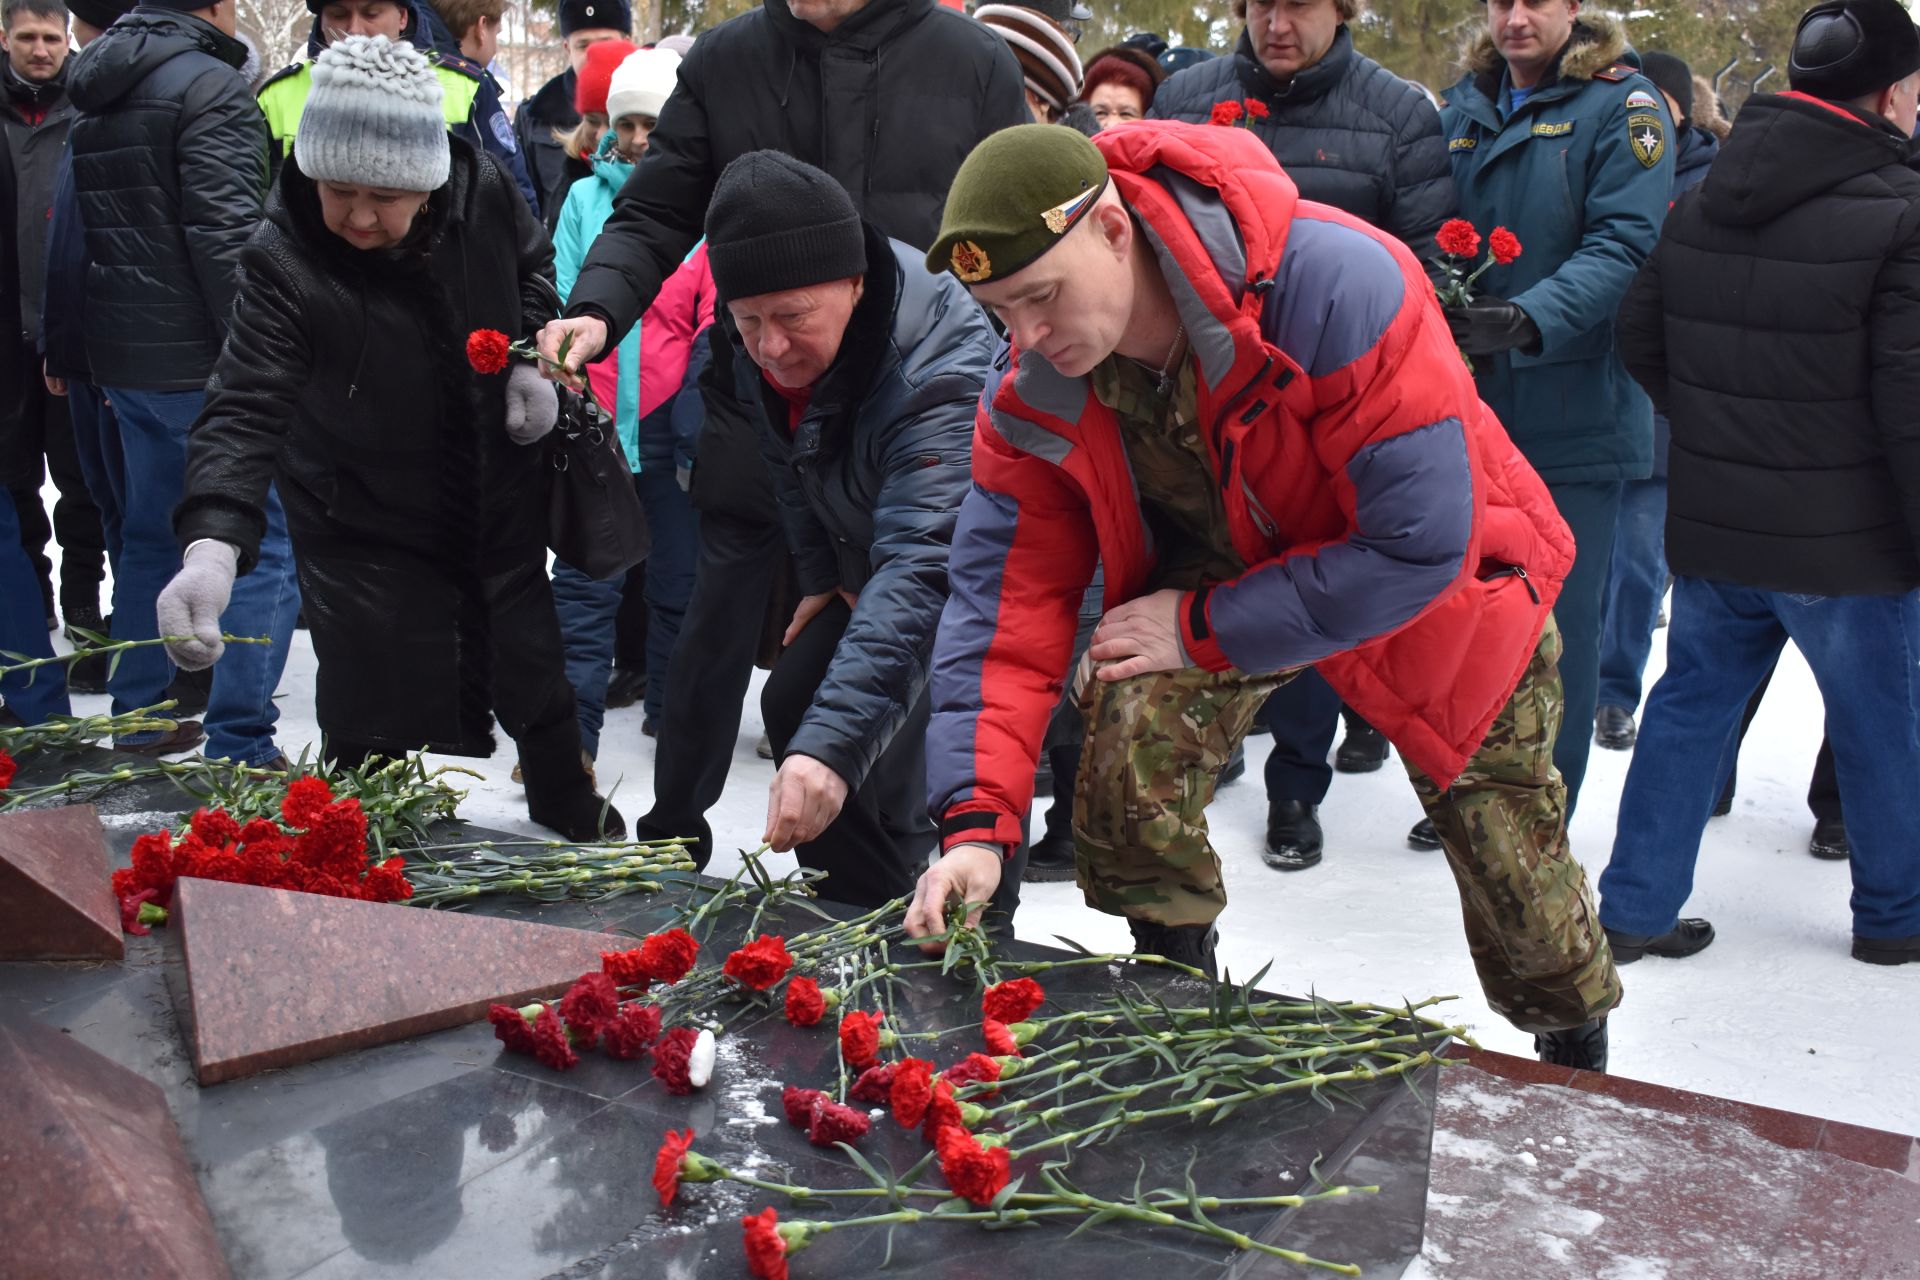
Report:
257,60,479,158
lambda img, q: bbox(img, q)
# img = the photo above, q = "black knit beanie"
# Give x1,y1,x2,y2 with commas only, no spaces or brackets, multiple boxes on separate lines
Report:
67,0,134,28
1638,51,1693,122
1789,0,1920,101
705,151,867,302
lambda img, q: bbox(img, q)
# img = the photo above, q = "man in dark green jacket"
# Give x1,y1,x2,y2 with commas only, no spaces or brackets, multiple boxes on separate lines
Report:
1439,4,1671,817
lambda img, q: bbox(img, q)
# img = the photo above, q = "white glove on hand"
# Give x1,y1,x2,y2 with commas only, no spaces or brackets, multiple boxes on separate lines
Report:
504,362,558,444
157,540,239,671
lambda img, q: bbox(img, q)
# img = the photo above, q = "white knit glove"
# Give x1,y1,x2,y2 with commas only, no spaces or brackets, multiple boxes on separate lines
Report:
504,362,558,444
157,540,239,670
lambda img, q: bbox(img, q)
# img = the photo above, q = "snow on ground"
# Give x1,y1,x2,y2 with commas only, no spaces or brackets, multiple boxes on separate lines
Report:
32,502,1914,1139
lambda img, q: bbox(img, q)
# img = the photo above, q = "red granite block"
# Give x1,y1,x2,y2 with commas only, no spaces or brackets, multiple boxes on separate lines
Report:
0,1014,231,1278
1568,1068,1831,1153
174,877,621,1085
1450,1044,1576,1088
1816,1119,1919,1175
0,805,123,961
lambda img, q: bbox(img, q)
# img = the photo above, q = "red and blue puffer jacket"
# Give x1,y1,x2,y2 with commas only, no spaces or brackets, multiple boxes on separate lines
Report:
928,121,1575,854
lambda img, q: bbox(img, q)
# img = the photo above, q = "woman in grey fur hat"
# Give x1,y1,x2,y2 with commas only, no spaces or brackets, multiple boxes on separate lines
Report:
157,34,625,841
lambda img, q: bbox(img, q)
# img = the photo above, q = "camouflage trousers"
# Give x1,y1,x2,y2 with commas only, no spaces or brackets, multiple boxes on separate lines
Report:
1071,614,1622,1033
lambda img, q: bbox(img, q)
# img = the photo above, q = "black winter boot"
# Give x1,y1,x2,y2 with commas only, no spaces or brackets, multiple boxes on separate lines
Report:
1127,919,1219,980
1604,918,1714,963
1535,1017,1608,1072
1334,716,1388,773
1022,828,1077,883
1261,800,1323,871
520,720,626,842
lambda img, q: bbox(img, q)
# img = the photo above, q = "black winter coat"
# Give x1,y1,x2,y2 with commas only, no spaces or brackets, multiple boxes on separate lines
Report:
515,68,576,221
0,65,75,345
67,8,266,391
1616,93,1920,596
565,0,1027,343
1150,27,1452,255
174,139,560,754
747,226,992,792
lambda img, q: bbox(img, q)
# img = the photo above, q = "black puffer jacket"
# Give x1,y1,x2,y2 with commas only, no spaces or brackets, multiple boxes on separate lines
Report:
747,226,992,792
565,0,1027,341
1616,92,1920,595
67,8,266,391
1150,26,1452,254
515,68,575,220
174,138,559,753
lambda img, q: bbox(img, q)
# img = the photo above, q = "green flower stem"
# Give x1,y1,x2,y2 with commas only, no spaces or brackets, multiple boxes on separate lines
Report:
1008,1052,1437,1161
0,633,271,680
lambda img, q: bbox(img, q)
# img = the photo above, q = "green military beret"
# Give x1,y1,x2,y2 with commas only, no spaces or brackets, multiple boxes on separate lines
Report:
927,124,1109,284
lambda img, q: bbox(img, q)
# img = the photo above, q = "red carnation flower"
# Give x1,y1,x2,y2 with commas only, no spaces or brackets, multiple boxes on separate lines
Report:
118,887,165,936
921,1078,965,1144
890,1057,935,1128
1436,218,1481,259
781,1085,827,1128
849,1062,898,1104
742,1207,790,1280
982,1018,1020,1057
652,1026,702,1094
1245,97,1270,120
601,1002,663,1059
1209,100,1242,126
0,747,14,791
654,1127,696,1207
838,1010,883,1069
360,857,412,903
279,776,333,828
723,934,793,990
530,1005,579,1071
1489,226,1523,265
638,928,700,985
599,947,652,989
127,831,179,900
806,1098,871,1148
559,971,620,1044
488,1004,538,1054
466,328,511,374
189,807,242,847
943,1052,1003,1099
981,977,1045,1024
936,1125,1011,1206
784,975,827,1026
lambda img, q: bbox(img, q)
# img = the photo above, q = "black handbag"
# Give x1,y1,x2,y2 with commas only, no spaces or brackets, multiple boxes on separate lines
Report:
546,386,650,580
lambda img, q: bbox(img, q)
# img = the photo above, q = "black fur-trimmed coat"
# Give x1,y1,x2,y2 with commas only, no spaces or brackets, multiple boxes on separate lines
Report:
175,137,559,754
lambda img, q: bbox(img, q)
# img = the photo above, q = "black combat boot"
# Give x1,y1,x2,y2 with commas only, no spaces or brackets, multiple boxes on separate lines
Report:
1127,919,1219,980
1334,716,1388,773
1261,800,1323,872
1534,1017,1608,1072
519,719,626,843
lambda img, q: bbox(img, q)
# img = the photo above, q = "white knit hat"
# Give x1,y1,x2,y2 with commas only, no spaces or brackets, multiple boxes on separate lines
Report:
605,45,681,123
974,4,1083,115
296,35,450,193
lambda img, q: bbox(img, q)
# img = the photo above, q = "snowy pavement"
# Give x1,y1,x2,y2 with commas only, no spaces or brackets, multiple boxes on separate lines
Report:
32,523,1913,1140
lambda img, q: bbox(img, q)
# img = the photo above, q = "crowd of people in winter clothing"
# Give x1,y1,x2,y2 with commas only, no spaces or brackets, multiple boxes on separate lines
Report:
4,0,1917,1079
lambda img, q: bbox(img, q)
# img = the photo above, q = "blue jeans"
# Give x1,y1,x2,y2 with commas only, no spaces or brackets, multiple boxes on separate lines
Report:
65,378,125,571
1597,477,1667,713
1599,578,1920,940
1545,479,1625,814
0,490,69,723
635,464,697,724
105,387,300,762
552,559,623,758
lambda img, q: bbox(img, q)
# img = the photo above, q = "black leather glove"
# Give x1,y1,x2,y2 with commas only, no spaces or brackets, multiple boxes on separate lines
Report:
1445,297,1542,357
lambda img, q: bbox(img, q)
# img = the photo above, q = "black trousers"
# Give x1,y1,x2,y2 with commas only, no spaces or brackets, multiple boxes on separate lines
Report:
760,598,933,909
1722,659,1840,822
641,504,786,860
4,347,105,617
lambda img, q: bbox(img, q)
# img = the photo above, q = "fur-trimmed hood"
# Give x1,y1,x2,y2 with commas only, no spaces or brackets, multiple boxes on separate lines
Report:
1463,11,1629,83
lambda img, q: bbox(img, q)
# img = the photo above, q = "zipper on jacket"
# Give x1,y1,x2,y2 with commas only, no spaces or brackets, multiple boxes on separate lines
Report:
1483,563,1540,603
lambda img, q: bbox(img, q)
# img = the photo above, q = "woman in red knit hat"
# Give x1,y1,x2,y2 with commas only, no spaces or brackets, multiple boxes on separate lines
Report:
1077,45,1166,129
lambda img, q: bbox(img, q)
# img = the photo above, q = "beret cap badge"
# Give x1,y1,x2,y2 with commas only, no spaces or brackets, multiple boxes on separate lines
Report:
951,240,993,283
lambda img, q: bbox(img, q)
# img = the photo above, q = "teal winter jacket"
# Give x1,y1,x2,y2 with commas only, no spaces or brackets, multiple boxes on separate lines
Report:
553,132,641,469
1440,15,1672,482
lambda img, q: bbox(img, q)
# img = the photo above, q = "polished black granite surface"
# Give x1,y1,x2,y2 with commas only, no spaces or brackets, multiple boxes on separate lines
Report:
1,750,1435,1279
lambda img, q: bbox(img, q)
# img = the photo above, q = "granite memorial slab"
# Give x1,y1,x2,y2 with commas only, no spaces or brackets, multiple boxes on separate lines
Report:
0,803,123,961
0,1011,230,1279
174,876,627,1085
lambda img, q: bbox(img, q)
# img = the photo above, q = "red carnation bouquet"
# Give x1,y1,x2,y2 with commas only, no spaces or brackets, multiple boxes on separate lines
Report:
1432,218,1522,369
1208,97,1269,128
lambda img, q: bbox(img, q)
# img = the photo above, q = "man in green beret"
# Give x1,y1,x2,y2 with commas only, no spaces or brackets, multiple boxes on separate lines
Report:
903,122,1621,1070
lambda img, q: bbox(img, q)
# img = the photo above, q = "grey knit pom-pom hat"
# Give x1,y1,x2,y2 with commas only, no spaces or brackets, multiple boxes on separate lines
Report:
295,35,450,193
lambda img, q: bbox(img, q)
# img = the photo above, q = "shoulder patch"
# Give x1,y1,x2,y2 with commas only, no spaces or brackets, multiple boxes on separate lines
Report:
1449,135,1477,152
1592,62,1636,83
1624,88,1660,110
489,110,517,153
1627,111,1666,168
1531,120,1573,137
